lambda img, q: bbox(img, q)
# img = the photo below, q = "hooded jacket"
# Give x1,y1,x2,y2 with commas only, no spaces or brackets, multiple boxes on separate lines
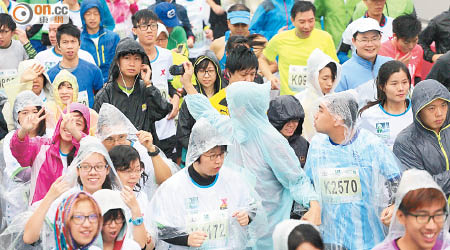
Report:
80,0,120,83
176,51,226,164
250,0,295,41
93,38,172,146
418,7,450,63
10,103,90,204
393,79,450,197
47,70,99,135
268,95,309,167
295,48,341,141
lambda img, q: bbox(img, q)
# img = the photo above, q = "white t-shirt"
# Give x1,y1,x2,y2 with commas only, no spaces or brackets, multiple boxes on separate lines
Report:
35,47,96,71
69,9,83,30
360,102,413,150
151,46,176,141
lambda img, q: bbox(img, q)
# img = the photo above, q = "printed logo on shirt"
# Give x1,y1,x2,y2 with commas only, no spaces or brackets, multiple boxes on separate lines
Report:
220,198,228,210
161,69,166,76
186,196,199,210
376,122,390,140
141,103,147,111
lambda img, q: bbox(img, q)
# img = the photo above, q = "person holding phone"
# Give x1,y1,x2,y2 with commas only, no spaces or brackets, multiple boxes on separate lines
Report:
93,37,173,149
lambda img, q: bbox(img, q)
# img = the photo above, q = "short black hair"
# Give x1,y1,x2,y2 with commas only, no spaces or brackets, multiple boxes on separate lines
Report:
132,9,159,28
228,3,250,13
291,1,316,19
324,62,337,81
288,224,324,250
0,13,16,31
103,208,125,225
225,35,249,52
393,14,422,40
109,145,148,192
225,46,258,73
56,23,80,46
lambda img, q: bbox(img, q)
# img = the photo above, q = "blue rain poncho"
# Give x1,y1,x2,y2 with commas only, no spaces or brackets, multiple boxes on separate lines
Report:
184,82,319,249
304,93,402,250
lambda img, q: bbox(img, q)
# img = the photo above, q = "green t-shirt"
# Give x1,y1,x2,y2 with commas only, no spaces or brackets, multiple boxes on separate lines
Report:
167,26,187,50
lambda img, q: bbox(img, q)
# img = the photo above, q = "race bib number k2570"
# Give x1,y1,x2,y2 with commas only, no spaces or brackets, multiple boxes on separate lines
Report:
319,167,362,204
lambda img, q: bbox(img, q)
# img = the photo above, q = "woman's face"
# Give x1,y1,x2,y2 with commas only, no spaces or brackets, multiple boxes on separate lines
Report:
32,75,45,96
59,111,86,142
18,106,39,132
280,120,299,138
58,82,74,105
383,70,410,104
197,61,217,90
77,153,110,194
102,212,125,243
68,199,100,246
116,159,142,190
318,66,334,95
296,242,321,250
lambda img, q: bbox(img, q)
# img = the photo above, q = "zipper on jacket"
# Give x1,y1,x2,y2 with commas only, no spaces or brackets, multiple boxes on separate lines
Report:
436,132,450,171
94,43,101,66
102,45,105,64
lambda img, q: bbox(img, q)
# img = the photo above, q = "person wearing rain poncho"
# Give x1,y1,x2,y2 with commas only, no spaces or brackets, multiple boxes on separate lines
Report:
304,91,402,250
373,169,450,250
393,79,450,197
149,118,267,249
180,61,321,249
272,220,324,250
96,103,175,196
295,48,341,142
46,69,99,135
10,102,90,205
1,91,53,226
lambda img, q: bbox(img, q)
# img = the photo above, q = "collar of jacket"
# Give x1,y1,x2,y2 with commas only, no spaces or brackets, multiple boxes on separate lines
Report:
352,51,379,70
112,79,143,95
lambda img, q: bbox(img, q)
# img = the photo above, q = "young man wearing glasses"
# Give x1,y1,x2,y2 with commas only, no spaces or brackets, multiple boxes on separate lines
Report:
133,9,180,161
335,18,392,92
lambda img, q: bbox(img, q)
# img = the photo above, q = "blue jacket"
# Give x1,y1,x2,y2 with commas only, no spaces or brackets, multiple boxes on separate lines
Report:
335,52,392,92
250,0,295,40
80,0,120,83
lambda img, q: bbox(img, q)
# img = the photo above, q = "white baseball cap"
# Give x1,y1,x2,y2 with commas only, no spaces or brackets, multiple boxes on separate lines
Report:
157,22,169,37
351,18,382,36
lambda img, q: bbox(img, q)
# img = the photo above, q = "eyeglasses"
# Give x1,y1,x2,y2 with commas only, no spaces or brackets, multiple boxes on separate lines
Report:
104,134,128,144
71,214,99,225
197,69,215,76
136,23,158,31
203,151,227,161
78,164,108,172
120,168,144,176
355,36,381,44
156,37,168,43
104,217,124,226
406,212,448,224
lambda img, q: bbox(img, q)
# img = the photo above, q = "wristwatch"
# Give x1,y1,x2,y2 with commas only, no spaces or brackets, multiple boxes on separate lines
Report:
148,146,160,157
130,216,144,226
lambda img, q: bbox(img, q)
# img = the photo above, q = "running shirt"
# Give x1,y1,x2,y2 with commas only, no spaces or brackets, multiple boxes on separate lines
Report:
151,46,176,140
35,47,96,71
263,29,338,95
360,102,413,150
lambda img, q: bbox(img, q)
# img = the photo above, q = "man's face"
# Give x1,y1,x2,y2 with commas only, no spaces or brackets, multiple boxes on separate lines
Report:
352,31,381,61
84,7,101,32
58,34,80,60
394,35,419,54
314,103,336,134
195,146,226,177
227,21,249,36
228,68,257,83
118,53,143,78
291,10,315,39
419,98,448,133
49,24,61,47
0,25,13,47
133,19,158,46
364,0,386,17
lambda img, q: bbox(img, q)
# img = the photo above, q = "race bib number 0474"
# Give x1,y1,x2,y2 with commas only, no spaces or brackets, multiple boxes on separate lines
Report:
319,167,362,204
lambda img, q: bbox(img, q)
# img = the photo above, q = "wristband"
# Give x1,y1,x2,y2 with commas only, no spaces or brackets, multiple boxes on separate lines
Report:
148,146,160,157
130,216,144,226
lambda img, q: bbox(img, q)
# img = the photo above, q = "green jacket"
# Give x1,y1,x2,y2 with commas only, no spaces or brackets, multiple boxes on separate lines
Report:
352,0,415,20
314,0,360,49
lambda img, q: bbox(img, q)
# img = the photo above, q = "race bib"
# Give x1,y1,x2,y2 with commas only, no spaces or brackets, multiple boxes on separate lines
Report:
0,69,17,91
319,167,362,204
186,210,229,242
77,90,89,107
288,65,307,92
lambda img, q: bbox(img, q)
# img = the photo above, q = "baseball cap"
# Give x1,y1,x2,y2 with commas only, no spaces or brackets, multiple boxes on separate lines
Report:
157,22,169,37
154,2,180,28
351,18,382,36
227,10,251,25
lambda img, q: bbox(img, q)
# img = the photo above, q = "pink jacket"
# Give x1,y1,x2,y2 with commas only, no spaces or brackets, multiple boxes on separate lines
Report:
106,0,138,24
10,103,90,204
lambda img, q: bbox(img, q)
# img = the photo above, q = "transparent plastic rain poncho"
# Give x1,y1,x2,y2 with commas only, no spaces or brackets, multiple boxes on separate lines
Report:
373,169,450,250
184,82,318,249
149,118,267,250
304,92,403,250
272,220,322,250
295,48,341,141
96,103,179,197
12,90,44,129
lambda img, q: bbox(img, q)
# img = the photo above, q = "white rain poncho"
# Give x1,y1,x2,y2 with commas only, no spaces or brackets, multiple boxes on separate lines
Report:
295,48,341,141
373,169,450,250
304,92,402,250
96,103,179,197
149,118,267,249
272,220,322,250
184,82,318,249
